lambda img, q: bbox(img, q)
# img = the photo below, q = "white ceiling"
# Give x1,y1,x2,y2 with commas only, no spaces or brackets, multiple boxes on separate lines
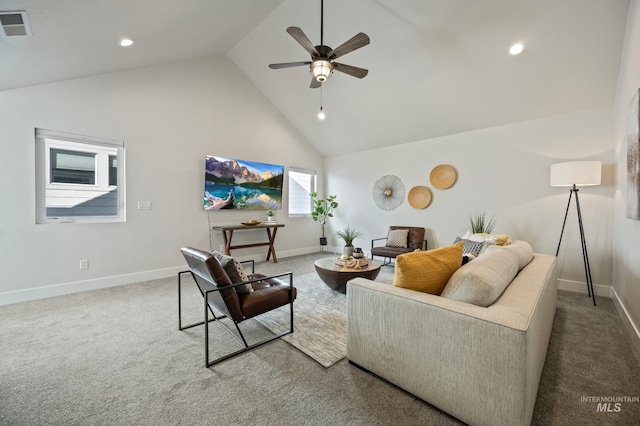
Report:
0,0,630,157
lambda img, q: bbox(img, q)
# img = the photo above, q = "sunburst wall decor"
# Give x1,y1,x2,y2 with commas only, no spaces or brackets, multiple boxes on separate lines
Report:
372,175,405,210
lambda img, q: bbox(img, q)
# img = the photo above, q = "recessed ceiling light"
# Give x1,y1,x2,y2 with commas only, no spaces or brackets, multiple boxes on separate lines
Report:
119,38,134,47
509,42,525,55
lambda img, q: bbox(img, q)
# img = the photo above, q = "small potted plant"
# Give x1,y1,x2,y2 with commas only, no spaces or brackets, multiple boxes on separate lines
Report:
336,225,364,258
468,212,496,234
265,209,275,222
310,192,338,246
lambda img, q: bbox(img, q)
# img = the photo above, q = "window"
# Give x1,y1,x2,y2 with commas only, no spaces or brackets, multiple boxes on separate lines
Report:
35,128,126,224
288,167,316,216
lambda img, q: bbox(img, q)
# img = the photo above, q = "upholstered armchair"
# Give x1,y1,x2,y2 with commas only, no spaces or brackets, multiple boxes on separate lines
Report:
370,226,427,266
178,247,296,367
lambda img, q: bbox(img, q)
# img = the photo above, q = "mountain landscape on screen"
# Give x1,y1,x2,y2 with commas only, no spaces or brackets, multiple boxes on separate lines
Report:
204,155,283,211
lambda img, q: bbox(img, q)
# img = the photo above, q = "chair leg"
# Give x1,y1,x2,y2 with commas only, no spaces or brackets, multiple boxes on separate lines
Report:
290,286,294,334
202,288,295,367
371,254,394,267
205,293,210,367
233,322,249,347
178,270,221,331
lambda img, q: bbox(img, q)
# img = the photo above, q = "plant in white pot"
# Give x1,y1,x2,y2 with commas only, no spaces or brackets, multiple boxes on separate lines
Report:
336,226,364,258
265,209,275,222
310,192,338,246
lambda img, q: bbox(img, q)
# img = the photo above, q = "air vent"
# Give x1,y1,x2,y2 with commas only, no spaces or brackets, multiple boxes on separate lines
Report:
0,11,31,37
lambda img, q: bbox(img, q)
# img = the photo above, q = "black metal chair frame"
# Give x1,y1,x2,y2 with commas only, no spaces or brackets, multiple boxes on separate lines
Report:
370,237,427,266
178,259,294,367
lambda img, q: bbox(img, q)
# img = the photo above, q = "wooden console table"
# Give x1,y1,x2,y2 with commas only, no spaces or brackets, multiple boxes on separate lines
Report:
212,223,284,262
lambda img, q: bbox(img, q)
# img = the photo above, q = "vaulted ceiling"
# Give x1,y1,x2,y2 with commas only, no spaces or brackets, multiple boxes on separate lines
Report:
0,0,630,156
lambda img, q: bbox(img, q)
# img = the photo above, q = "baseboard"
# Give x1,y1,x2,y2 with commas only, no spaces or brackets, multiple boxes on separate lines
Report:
610,287,640,357
0,266,186,307
556,278,610,298
0,247,324,307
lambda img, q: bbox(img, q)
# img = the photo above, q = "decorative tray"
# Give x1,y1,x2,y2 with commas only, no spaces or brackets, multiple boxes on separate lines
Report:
335,257,369,268
241,220,261,226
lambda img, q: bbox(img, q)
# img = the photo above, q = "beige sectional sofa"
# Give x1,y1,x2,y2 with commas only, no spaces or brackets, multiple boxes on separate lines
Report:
346,245,557,426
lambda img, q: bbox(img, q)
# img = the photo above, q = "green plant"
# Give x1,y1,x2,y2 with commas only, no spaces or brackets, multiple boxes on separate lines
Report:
468,212,497,234
265,209,275,217
336,226,364,247
310,192,338,238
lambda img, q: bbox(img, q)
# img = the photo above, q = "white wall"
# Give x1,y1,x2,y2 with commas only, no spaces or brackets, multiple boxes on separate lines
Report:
325,106,615,294
0,56,324,304
613,0,640,342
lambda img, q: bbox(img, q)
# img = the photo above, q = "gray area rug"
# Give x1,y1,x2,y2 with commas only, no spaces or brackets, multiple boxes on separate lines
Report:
256,270,394,367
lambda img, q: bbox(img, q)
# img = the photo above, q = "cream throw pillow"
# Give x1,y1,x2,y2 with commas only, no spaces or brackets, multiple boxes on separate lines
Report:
441,249,519,307
386,229,409,248
392,241,463,295
483,240,533,271
212,251,253,293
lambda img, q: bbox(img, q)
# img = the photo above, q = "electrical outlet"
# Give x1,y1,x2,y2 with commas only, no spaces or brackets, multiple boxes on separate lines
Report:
80,259,89,270
137,201,152,210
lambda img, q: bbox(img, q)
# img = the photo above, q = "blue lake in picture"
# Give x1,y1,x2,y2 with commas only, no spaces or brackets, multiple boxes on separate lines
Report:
204,183,282,210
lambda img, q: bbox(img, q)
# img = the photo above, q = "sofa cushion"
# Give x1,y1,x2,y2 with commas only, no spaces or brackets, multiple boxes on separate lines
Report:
441,248,519,307
483,240,534,271
386,229,409,248
212,251,254,293
392,241,463,294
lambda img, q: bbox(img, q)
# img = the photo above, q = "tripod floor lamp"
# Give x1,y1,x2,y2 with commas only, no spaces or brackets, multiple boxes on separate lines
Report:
550,161,601,306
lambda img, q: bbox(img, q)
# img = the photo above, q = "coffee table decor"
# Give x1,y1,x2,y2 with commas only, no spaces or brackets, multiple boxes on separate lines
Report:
334,256,369,268
314,257,381,294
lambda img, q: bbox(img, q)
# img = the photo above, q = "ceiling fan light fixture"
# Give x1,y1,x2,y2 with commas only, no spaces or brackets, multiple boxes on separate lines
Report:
311,60,333,82
509,42,525,55
119,38,134,47
318,106,326,120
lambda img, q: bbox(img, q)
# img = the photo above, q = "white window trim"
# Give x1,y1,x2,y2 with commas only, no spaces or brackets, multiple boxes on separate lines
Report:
288,167,316,218
35,128,126,224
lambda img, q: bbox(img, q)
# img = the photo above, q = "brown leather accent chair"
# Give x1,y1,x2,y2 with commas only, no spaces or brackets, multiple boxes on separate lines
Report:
178,247,296,367
370,226,427,266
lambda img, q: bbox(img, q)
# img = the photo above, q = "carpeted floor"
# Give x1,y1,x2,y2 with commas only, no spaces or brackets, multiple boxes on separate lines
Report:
255,271,349,368
255,266,394,368
1,252,639,425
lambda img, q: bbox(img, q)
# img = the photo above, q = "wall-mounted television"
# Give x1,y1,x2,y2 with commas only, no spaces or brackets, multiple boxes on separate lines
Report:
204,155,284,211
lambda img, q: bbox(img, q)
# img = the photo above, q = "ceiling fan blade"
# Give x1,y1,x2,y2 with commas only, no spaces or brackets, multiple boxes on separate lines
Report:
327,32,370,60
269,61,312,69
286,27,320,57
333,62,368,79
310,78,321,89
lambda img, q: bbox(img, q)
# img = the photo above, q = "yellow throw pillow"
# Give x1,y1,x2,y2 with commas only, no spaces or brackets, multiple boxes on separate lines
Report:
492,234,511,246
392,241,463,295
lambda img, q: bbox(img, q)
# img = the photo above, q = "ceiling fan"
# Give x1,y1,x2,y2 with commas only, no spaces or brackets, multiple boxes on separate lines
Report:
268,0,370,89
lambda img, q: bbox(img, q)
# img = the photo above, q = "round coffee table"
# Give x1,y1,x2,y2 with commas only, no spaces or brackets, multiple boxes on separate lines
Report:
314,257,381,294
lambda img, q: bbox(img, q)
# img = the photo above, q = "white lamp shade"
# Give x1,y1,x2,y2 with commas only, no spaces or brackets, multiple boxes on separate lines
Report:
550,161,602,187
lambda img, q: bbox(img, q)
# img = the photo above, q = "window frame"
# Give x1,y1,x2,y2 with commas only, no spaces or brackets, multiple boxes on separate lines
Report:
35,128,126,224
288,167,316,217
